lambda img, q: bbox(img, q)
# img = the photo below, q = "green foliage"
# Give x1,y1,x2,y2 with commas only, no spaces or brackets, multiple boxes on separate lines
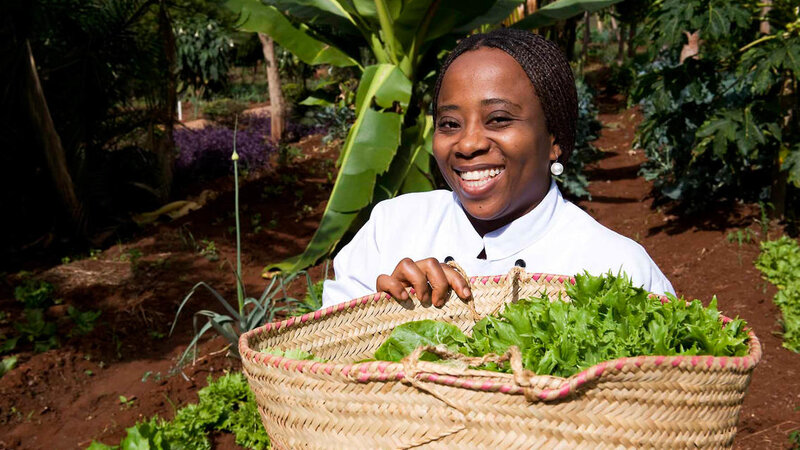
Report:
376,272,750,377
14,279,55,309
176,18,235,96
14,309,59,353
67,307,101,337
0,356,18,378
201,99,249,127
634,0,800,212
755,236,800,352
230,0,619,274
88,373,269,450
557,77,603,198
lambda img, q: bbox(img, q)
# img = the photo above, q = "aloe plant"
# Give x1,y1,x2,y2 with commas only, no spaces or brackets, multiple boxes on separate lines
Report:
227,0,623,273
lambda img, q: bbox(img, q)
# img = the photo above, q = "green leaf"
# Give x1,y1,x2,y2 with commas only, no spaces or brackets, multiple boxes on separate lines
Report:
298,96,335,107
375,320,467,362
512,0,624,30
0,356,17,378
227,0,360,67
783,145,800,188
267,65,411,273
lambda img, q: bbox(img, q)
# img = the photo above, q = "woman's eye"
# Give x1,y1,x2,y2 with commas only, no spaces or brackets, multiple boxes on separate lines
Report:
437,120,459,130
488,116,512,125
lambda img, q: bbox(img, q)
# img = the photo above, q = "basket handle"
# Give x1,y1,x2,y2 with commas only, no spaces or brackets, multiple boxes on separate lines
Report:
401,344,565,403
445,260,526,322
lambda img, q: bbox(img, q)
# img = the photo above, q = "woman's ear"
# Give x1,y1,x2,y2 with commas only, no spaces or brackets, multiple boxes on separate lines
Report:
549,137,562,161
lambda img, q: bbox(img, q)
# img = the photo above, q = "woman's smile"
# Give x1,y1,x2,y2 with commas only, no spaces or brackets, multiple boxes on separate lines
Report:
454,165,506,196
433,47,560,235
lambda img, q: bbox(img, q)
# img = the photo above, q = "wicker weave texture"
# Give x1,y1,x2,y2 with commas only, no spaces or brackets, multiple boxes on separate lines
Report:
240,270,761,449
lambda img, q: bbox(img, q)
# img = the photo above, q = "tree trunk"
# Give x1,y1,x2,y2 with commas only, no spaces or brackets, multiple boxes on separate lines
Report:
259,32,285,142
155,0,176,202
615,22,625,62
22,40,85,235
627,21,636,58
582,12,591,63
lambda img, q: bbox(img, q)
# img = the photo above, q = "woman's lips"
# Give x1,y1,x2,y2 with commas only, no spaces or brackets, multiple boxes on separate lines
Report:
454,166,505,197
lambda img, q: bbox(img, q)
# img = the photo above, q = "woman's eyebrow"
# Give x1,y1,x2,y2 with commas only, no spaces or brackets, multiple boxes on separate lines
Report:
437,104,459,114
481,98,522,110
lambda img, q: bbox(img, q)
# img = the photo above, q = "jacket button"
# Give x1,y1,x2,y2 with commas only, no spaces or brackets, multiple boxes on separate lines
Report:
444,256,454,263
514,259,526,268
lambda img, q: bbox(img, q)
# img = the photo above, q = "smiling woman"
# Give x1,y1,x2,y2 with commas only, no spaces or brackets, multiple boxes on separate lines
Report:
321,29,674,309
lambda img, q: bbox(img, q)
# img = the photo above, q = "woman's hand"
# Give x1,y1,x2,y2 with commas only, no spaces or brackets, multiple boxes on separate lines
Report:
376,258,472,307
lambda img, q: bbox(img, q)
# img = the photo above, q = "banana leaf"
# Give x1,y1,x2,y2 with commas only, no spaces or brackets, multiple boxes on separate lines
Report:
227,0,360,67
266,64,412,273
512,0,624,30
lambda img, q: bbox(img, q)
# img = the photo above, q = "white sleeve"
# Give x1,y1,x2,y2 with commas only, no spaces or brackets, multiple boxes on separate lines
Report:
648,262,676,296
321,207,384,309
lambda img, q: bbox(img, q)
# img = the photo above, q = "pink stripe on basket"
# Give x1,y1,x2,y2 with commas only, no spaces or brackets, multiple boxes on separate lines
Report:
428,374,440,383
654,356,665,366
569,277,577,285
615,359,626,370
691,356,700,367
377,361,389,373
481,381,494,391
719,357,728,368
575,372,587,386
558,385,571,397
285,317,295,327
493,275,501,283
295,360,309,372
313,310,322,320
672,356,683,367
538,390,551,400
462,379,474,389
532,273,541,281
324,365,333,375
545,274,554,282
500,385,513,394
557,276,565,283
594,362,606,376
342,366,351,377
706,358,714,368
357,373,370,382
481,277,488,285
309,362,320,374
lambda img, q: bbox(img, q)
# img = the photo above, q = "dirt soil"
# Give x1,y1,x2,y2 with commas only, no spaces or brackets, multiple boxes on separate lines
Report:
1,106,799,449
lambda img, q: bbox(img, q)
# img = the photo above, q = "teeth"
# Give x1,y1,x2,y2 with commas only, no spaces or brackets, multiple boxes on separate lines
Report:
458,167,504,181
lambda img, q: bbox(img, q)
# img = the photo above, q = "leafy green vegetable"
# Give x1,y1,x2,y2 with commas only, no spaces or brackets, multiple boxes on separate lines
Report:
0,356,18,378
374,320,467,362
375,272,750,377
88,373,269,450
756,236,800,352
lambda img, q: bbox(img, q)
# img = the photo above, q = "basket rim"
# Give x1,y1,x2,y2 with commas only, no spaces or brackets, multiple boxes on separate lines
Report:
239,271,763,402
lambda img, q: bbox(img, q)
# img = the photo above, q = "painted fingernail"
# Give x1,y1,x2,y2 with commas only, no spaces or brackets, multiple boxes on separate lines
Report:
463,288,472,297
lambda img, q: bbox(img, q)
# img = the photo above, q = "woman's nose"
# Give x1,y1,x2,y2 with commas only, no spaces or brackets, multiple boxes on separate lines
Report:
455,123,489,156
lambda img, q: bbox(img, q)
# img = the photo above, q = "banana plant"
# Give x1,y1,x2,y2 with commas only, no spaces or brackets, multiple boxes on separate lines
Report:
226,0,623,274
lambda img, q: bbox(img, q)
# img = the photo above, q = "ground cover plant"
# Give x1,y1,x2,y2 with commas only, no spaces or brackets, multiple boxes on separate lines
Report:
755,236,800,352
375,272,750,377
87,372,269,450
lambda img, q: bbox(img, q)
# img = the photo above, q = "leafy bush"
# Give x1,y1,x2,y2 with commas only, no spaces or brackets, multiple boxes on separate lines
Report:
88,373,269,450
67,307,101,337
375,272,749,378
0,356,18,378
175,18,234,97
14,279,55,309
174,118,276,181
201,99,249,127
633,0,799,213
755,236,800,352
556,77,602,199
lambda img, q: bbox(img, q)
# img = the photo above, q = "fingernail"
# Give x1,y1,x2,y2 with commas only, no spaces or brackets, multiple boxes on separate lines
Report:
401,291,408,300
463,288,471,297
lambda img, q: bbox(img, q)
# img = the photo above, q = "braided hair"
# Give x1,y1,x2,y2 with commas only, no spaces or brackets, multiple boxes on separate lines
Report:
432,28,578,161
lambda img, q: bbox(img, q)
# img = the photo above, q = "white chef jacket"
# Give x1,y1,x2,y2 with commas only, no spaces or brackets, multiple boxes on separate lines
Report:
321,180,675,308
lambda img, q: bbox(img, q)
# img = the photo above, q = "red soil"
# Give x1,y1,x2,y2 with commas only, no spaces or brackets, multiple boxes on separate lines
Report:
1,109,798,449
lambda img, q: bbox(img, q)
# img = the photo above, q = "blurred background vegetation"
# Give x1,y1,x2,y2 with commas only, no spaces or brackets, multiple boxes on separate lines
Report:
0,0,798,273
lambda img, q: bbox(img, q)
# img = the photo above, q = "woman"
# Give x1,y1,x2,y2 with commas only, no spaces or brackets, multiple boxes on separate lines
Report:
321,28,674,309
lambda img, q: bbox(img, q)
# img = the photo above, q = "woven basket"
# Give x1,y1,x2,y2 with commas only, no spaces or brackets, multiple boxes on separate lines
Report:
239,267,762,449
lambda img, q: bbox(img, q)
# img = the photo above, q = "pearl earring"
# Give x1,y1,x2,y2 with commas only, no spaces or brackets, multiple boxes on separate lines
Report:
550,161,564,176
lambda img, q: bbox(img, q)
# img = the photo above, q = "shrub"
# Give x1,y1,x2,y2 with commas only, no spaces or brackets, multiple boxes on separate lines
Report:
755,236,800,352
556,77,603,199
201,99,249,127
174,119,275,181
14,279,55,309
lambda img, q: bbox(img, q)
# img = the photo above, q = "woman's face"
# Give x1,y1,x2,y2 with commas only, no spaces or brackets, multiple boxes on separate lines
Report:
433,47,560,234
